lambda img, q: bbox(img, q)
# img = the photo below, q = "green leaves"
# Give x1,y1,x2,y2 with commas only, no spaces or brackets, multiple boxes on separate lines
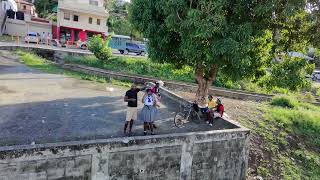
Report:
130,0,317,93
87,35,113,62
263,57,314,91
130,0,276,82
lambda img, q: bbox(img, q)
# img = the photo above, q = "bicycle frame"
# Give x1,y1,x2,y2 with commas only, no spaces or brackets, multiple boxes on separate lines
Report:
181,104,193,121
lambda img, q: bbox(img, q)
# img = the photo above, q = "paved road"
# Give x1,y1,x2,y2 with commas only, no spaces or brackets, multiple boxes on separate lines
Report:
0,42,146,58
0,51,230,146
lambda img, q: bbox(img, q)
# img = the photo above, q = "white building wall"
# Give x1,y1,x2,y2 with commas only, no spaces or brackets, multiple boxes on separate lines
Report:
57,10,107,33
57,0,108,33
5,18,52,37
1,0,18,12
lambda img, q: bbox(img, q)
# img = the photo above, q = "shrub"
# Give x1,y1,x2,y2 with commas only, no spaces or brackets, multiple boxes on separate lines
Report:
263,57,315,91
271,95,299,108
87,35,112,61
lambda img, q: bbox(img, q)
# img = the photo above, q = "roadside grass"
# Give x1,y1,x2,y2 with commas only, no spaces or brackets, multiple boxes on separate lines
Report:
16,51,131,87
268,95,320,148
65,55,195,83
235,95,320,179
0,35,15,42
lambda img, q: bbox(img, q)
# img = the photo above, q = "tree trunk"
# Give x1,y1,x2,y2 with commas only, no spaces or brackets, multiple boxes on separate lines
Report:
195,64,218,107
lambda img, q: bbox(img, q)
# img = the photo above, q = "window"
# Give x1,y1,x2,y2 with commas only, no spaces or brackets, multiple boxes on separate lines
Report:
73,15,79,22
64,12,70,20
23,5,26,10
97,19,100,25
89,17,92,24
89,0,98,6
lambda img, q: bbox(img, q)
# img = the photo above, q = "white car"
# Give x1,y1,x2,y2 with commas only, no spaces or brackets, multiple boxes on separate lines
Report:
24,32,39,44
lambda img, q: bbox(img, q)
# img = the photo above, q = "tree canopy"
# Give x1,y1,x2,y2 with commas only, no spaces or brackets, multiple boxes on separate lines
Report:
34,0,57,18
129,0,317,103
106,0,143,40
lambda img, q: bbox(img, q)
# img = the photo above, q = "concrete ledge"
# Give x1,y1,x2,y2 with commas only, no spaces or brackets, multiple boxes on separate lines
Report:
0,128,249,180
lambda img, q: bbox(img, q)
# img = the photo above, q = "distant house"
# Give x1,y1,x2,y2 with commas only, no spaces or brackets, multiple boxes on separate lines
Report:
1,0,18,12
15,0,37,17
53,0,108,43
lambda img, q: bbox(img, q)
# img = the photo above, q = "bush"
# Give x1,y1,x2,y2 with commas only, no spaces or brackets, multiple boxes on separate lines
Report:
271,95,299,108
87,35,112,61
263,57,315,91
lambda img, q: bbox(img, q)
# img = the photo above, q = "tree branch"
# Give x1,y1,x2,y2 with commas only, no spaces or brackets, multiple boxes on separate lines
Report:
176,11,182,21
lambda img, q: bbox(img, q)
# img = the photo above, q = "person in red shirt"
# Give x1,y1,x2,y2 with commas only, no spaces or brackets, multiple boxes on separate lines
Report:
209,98,224,126
150,81,163,101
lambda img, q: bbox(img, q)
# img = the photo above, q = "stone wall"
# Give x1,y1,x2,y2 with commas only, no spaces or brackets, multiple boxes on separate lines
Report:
0,129,249,180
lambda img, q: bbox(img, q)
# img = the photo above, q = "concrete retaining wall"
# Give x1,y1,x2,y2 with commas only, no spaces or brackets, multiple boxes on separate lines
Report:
0,129,249,180
0,45,91,64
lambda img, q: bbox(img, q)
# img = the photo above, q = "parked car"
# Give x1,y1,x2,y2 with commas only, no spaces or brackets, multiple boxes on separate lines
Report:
312,70,320,81
120,42,146,56
24,32,39,44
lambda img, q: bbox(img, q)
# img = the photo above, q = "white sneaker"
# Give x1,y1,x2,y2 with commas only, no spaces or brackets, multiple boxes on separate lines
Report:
209,123,213,127
206,121,209,124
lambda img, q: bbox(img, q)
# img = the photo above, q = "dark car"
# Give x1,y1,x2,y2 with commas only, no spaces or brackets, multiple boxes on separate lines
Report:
312,70,320,81
120,42,146,56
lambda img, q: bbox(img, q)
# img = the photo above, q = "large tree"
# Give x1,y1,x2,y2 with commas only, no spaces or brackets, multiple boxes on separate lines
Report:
129,0,315,104
129,0,276,104
34,0,56,18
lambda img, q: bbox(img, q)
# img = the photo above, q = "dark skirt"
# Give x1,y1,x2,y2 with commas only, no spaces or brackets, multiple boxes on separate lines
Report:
140,105,158,122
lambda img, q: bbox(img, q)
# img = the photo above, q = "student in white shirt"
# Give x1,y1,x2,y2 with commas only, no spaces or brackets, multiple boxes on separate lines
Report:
140,88,159,135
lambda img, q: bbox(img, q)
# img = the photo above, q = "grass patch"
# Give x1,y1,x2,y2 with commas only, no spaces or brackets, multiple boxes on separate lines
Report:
16,50,131,87
271,95,299,108
248,96,320,179
65,55,195,83
235,98,320,179
269,95,320,147
0,35,15,42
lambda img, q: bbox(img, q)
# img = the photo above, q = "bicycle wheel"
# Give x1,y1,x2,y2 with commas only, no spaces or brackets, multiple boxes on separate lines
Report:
174,112,186,128
189,110,201,124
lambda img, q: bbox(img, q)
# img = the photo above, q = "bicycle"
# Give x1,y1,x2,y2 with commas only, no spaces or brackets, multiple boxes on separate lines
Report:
174,103,201,128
